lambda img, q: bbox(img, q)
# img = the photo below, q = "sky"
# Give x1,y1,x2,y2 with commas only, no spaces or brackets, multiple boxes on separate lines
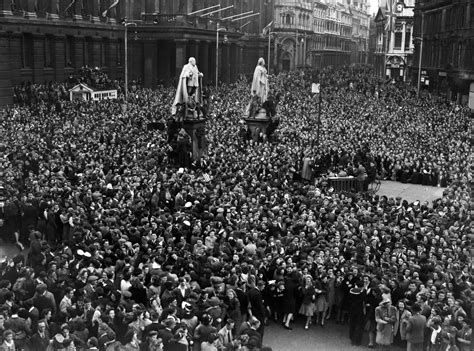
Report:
369,0,380,15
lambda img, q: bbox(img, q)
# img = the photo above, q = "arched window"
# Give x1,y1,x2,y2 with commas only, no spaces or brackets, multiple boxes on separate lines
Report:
286,14,292,25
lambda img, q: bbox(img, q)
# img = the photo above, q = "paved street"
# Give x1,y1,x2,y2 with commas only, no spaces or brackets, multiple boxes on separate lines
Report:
378,181,445,204
264,319,404,351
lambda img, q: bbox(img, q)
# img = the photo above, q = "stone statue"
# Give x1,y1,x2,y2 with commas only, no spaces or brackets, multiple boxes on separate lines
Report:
251,57,268,104
172,57,204,118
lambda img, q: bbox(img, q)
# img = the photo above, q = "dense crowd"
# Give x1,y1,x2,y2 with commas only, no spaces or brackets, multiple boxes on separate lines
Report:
0,65,471,351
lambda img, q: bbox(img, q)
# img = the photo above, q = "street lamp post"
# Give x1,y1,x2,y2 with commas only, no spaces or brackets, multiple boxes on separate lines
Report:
123,19,137,105
416,14,424,96
267,32,273,75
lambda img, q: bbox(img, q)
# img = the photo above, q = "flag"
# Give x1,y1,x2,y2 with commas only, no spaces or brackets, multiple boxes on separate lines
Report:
262,21,273,35
102,0,120,17
384,0,396,33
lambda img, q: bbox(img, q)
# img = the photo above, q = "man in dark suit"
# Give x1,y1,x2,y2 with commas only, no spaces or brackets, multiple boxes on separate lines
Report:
246,279,266,336
173,277,191,307
405,303,427,351
28,319,50,351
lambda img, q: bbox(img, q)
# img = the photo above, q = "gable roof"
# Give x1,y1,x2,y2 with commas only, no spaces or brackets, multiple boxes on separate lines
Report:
68,83,94,93
375,7,386,22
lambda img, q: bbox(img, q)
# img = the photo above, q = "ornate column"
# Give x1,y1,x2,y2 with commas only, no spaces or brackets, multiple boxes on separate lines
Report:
0,32,12,105
92,37,101,68
109,39,117,79
24,0,37,18
74,36,84,69
0,0,13,16
143,40,157,88
53,34,65,82
198,40,209,84
9,32,21,86
47,0,59,19
71,0,82,21
89,0,99,23
33,34,45,83
401,21,406,52
156,40,170,82
175,39,188,77
238,44,244,78
223,44,230,83
190,40,200,61
208,42,216,85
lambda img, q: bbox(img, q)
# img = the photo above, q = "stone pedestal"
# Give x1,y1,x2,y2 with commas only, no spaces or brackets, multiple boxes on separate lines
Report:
182,119,207,160
244,115,272,142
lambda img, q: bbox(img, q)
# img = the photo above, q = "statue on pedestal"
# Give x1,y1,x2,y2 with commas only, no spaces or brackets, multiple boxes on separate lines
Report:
246,58,269,118
172,57,204,121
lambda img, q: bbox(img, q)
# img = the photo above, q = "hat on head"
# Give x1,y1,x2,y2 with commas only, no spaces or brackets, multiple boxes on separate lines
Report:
87,275,98,282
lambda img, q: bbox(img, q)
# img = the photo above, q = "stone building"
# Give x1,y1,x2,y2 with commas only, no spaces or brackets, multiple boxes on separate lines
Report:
412,0,474,102
374,0,415,82
0,0,273,105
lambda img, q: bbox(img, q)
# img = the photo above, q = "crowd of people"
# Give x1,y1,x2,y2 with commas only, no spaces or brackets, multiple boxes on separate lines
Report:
0,65,471,351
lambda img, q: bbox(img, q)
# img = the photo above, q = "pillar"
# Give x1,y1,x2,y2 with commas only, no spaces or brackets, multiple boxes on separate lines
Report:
74,36,84,70
238,44,244,78
190,40,199,61
0,0,13,16
92,37,101,68
390,31,395,53
223,44,230,83
198,40,209,85
89,0,99,22
73,0,82,21
109,39,117,79
9,33,21,86
401,22,406,52
24,0,37,18
33,34,45,83
157,40,171,82
54,34,65,82
208,42,215,85
175,39,187,77
47,0,58,19
143,41,157,88
0,33,12,105
106,0,117,23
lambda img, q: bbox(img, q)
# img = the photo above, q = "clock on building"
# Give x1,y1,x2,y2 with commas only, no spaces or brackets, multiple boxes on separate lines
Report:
396,1,404,13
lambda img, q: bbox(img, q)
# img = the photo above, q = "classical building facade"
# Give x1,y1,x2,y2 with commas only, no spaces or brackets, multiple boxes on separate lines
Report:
0,0,273,105
412,0,473,102
273,0,370,72
273,0,313,72
374,0,415,82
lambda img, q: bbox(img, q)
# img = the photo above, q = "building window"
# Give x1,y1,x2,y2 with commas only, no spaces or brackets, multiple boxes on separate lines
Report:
286,14,292,25
21,33,33,68
404,29,411,50
394,32,402,49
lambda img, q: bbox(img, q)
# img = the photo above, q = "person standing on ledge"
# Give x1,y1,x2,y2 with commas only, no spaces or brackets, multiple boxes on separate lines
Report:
172,57,203,116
